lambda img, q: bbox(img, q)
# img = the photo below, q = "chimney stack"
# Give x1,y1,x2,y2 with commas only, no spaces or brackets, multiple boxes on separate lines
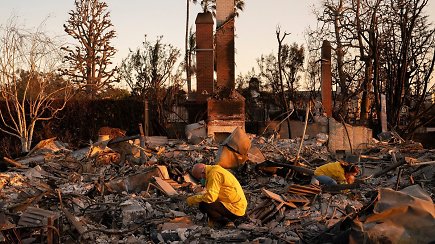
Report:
321,40,332,117
215,0,235,90
195,12,214,97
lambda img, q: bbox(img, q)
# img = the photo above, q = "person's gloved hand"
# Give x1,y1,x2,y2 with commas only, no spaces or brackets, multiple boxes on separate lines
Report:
186,195,201,206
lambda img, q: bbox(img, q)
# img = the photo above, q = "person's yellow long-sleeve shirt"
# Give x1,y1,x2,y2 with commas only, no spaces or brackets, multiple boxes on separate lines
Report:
187,165,247,216
314,161,346,184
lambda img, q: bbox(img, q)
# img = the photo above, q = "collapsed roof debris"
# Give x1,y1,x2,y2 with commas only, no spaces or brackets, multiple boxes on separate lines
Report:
0,125,434,243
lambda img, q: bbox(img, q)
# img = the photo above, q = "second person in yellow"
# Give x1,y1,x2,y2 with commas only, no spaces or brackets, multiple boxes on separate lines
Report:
314,161,360,185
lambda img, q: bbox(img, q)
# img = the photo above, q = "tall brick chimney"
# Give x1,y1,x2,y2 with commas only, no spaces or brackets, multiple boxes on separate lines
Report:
195,12,214,97
216,0,235,89
321,40,332,117
206,0,245,141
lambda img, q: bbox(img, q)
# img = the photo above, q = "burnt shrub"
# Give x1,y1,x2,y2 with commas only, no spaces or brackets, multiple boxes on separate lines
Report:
0,98,144,155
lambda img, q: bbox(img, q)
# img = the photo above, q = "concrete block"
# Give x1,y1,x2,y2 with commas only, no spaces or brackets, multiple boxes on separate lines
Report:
185,120,207,144
120,199,147,227
328,118,372,153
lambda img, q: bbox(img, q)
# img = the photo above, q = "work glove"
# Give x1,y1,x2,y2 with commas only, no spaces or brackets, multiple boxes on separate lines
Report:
186,195,202,206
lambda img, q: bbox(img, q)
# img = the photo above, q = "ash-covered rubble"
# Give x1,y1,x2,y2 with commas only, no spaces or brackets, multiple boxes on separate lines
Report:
0,128,434,243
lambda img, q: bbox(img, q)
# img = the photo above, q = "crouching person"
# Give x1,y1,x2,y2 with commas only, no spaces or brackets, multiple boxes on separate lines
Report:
313,161,360,185
186,163,247,228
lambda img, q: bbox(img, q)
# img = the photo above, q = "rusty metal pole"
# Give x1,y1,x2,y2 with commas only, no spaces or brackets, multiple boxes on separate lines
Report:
47,216,53,244
144,100,149,136
381,94,388,132
395,167,403,191
139,123,145,164
321,40,333,117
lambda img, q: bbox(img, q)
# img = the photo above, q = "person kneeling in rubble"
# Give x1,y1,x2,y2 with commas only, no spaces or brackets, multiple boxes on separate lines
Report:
186,163,247,228
313,161,360,185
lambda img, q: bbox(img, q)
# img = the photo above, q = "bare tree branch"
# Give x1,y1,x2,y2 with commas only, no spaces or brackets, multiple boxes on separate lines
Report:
0,16,73,152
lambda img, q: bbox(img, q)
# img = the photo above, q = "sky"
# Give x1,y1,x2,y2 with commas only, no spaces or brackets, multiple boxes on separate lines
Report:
1,0,435,84
0,0,318,76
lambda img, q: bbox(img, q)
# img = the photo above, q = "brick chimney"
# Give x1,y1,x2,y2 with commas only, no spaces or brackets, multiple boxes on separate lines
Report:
195,12,214,97
216,0,235,90
321,40,332,117
206,0,246,141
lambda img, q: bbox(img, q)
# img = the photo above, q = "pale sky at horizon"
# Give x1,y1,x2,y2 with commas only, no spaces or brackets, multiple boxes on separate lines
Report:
1,0,435,87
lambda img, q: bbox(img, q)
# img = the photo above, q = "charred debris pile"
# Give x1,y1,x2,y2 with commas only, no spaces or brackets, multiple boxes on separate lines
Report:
0,127,434,243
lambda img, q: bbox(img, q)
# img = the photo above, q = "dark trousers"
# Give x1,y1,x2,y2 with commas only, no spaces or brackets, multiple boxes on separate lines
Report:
199,201,242,226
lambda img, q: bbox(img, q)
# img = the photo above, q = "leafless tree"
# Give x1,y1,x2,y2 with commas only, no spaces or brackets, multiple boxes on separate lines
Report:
309,0,434,136
62,0,117,98
305,33,322,97
354,0,382,123
118,36,182,134
379,0,435,136
310,0,364,121
257,54,280,94
282,43,305,102
254,28,305,136
0,18,73,153
276,27,292,137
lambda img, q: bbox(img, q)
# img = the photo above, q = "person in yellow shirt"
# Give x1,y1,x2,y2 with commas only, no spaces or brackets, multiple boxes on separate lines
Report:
186,163,247,228
314,161,360,185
